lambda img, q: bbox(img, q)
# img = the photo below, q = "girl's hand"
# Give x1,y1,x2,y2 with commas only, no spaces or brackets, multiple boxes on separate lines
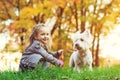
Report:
57,49,64,60
58,59,64,67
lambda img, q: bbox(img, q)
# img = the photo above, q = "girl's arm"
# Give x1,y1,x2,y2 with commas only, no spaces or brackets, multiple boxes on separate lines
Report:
48,51,59,58
49,50,63,59
28,40,60,66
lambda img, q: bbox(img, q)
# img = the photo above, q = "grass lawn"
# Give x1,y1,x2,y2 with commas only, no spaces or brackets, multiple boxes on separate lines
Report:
0,66,120,80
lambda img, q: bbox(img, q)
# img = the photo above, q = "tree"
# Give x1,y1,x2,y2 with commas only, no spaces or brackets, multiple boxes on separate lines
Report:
0,0,120,67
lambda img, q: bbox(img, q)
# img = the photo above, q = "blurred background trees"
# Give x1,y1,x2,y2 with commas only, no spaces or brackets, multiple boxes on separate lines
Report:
0,0,120,67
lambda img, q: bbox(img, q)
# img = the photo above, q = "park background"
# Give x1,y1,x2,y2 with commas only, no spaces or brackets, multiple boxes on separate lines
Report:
0,0,120,71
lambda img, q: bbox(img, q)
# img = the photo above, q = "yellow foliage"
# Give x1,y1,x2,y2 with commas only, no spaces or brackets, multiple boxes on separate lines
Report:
13,20,35,31
20,7,39,19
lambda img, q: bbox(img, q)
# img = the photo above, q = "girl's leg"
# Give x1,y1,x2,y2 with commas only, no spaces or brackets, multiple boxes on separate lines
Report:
19,54,42,71
42,61,50,69
27,54,42,68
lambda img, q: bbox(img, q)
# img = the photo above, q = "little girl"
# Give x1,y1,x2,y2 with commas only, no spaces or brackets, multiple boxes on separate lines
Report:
19,23,64,71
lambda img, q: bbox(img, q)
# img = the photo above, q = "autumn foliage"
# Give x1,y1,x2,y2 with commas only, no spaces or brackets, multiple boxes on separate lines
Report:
0,0,120,67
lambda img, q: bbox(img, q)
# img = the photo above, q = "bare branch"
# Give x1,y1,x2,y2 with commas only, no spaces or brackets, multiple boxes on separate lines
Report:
1,0,12,19
6,0,16,7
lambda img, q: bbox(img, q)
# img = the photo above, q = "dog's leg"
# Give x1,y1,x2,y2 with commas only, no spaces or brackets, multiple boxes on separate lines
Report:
76,66,80,73
74,63,80,73
87,62,92,71
73,65,77,71
69,56,74,68
89,63,92,71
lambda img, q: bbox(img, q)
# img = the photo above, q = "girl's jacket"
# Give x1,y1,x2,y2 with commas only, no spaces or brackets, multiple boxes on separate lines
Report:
22,40,60,66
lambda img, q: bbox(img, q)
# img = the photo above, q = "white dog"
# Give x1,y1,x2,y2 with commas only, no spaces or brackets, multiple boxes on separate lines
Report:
69,30,93,73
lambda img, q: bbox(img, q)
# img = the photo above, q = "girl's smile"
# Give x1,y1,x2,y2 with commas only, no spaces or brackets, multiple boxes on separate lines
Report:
35,27,50,44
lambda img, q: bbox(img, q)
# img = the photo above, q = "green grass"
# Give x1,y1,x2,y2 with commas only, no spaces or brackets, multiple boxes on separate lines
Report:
0,66,120,80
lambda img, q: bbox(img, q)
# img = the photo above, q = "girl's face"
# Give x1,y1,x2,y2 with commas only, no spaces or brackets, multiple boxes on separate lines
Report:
35,27,50,44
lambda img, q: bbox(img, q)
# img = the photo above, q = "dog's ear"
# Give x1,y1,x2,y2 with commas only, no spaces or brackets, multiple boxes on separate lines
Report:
71,31,81,41
83,30,93,43
69,33,75,49
83,30,90,37
70,31,81,41
83,29,89,34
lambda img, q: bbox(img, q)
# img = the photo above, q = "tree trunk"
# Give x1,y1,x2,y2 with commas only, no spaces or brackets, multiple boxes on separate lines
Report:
73,2,78,31
95,32,100,67
51,6,64,35
80,0,86,33
91,30,96,66
19,28,26,53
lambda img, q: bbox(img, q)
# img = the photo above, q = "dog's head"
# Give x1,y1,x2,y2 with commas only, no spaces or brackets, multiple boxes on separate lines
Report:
71,30,93,51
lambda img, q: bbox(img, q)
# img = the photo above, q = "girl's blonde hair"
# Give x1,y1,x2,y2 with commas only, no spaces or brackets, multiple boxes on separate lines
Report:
29,23,52,49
